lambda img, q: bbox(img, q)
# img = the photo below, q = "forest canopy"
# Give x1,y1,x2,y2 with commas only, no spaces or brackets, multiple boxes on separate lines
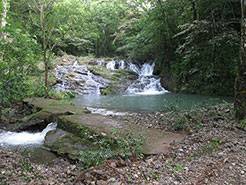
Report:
0,0,241,106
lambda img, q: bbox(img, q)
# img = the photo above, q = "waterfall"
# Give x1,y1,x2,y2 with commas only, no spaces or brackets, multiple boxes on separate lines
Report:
119,60,125,70
0,122,57,147
106,60,116,70
54,59,167,95
103,60,167,95
87,70,101,94
126,63,168,95
54,61,107,95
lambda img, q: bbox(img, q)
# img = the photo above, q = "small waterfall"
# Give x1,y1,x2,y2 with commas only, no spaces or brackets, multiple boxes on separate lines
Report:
0,122,57,147
140,63,155,76
54,61,107,95
54,65,72,92
126,63,168,95
96,59,106,66
73,61,79,66
119,60,126,70
87,71,101,94
106,60,127,70
102,60,167,95
106,60,116,70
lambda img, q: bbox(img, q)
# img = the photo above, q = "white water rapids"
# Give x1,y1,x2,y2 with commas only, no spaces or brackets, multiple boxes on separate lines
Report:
0,122,57,147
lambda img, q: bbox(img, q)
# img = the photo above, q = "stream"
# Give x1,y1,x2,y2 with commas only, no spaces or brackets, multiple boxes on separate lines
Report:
0,122,57,148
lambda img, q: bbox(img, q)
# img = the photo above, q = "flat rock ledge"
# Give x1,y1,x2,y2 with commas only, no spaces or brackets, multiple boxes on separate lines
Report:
23,98,185,160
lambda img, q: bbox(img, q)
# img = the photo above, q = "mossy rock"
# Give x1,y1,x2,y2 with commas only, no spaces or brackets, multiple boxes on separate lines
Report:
57,114,186,155
19,98,90,131
23,98,90,115
87,64,138,95
45,129,91,160
101,88,116,95
87,65,114,79
23,110,52,122
57,114,123,138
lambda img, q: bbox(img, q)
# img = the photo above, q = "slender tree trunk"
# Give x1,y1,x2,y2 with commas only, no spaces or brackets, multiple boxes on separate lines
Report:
40,2,48,88
235,0,246,120
1,0,7,34
1,0,7,61
44,48,48,88
192,0,197,21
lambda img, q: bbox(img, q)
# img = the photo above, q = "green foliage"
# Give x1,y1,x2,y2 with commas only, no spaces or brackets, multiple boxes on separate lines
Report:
172,163,184,173
236,120,246,130
171,113,191,131
78,131,146,168
28,83,48,98
19,158,40,181
174,19,239,95
189,137,225,159
0,21,40,107
48,90,76,99
1,0,241,103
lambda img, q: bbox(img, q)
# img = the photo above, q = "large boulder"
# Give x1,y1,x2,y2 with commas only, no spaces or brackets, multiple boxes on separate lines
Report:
16,98,90,131
45,128,89,160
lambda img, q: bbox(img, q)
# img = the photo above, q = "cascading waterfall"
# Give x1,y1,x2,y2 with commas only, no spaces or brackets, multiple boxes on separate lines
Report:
104,60,167,95
0,122,57,147
126,63,168,95
54,59,167,95
87,70,101,94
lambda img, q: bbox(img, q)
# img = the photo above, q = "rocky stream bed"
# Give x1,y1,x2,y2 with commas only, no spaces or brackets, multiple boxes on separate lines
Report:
1,101,246,185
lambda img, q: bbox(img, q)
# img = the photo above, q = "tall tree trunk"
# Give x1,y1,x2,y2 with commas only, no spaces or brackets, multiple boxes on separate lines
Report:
1,0,7,60
44,47,48,88
40,2,48,88
235,0,246,120
1,0,7,30
192,0,197,21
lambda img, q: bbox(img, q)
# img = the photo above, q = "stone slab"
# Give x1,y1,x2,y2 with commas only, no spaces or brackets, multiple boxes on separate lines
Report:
58,114,185,155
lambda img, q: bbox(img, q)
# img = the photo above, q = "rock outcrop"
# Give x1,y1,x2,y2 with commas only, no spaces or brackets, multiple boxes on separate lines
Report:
53,56,138,95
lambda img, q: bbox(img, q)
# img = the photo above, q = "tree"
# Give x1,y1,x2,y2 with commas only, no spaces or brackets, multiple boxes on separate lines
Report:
235,0,246,120
0,0,40,107
1,0,7,39
27,0,67,88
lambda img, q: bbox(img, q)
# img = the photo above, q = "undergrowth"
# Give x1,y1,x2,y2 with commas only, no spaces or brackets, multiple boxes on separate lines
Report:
78,131,146,168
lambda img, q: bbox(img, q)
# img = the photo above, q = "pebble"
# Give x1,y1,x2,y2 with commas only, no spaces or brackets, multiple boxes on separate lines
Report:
218,152,223,156
112,182,122,185
97,180,107,185
107,177,116,183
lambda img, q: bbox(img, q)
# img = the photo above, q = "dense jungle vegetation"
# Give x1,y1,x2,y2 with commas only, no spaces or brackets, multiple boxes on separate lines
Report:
0,0,245,119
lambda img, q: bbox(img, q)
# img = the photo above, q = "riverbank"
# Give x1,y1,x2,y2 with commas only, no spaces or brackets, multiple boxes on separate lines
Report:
1,103,246,184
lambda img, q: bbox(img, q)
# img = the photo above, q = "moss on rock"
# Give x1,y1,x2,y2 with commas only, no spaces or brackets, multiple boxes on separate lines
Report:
45,129,91,160
101,88,116,95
